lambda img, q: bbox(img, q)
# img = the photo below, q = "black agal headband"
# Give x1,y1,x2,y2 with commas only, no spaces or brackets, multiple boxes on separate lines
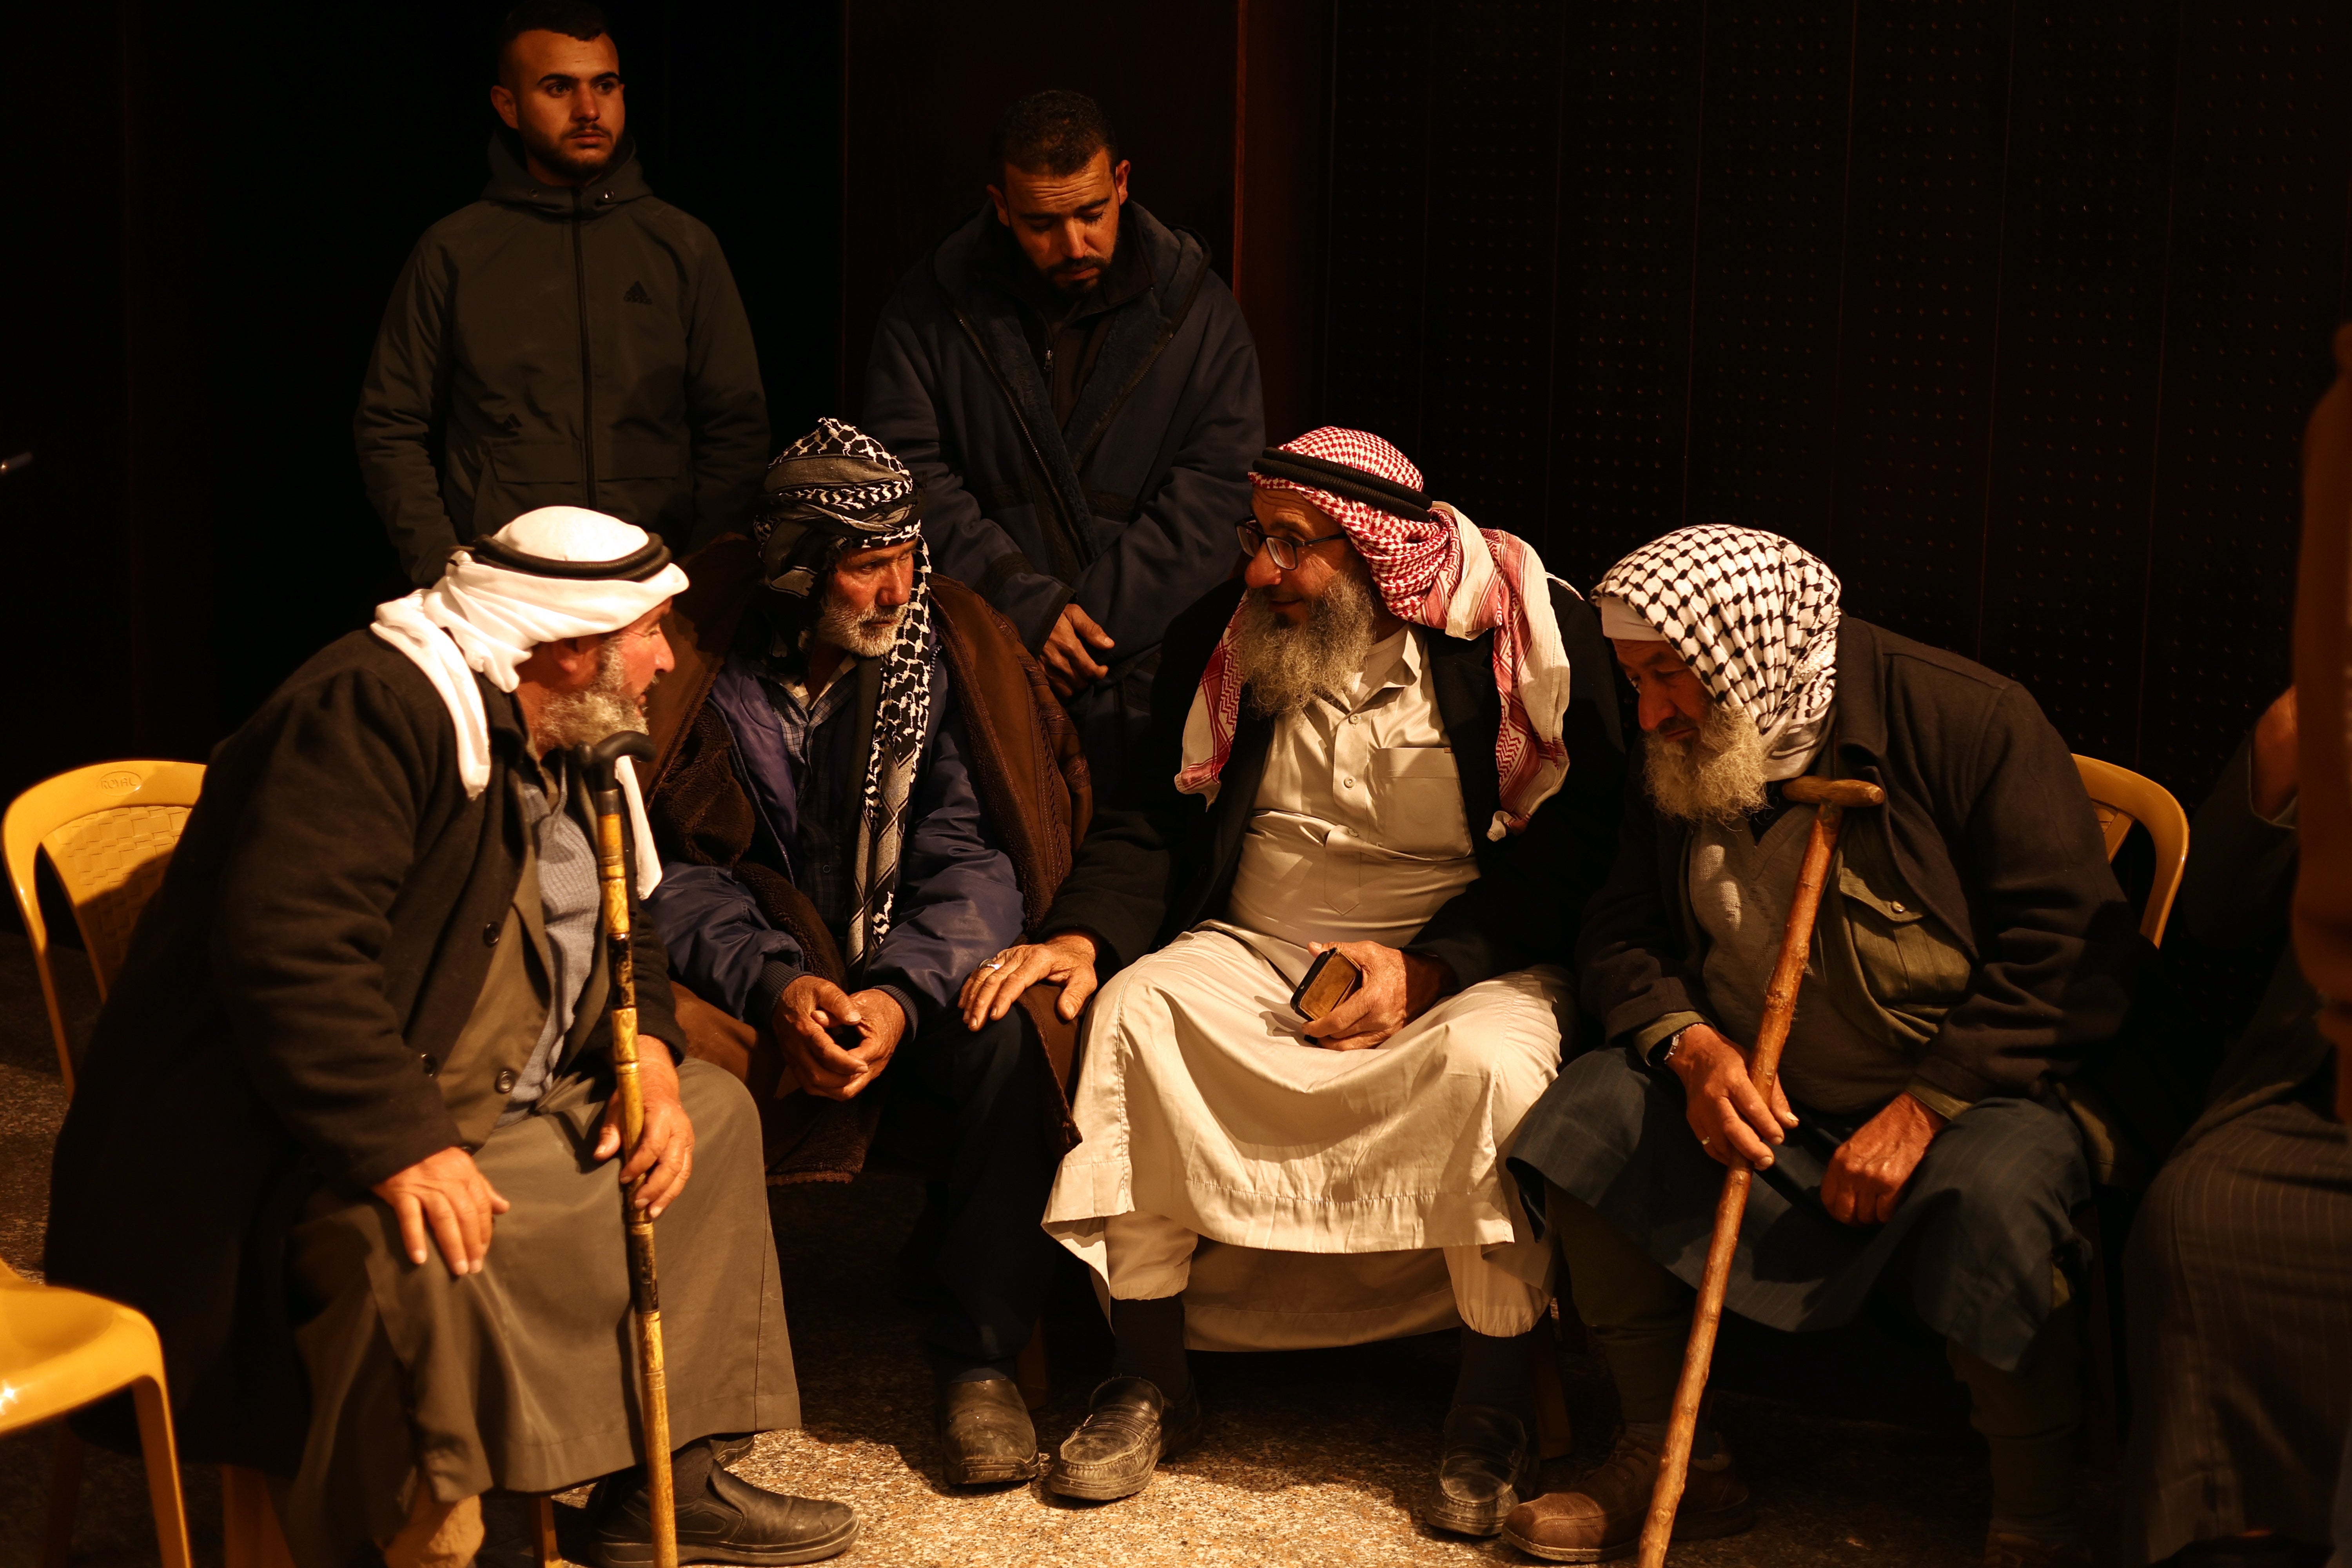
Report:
1250,447,1436,523
468,534,675,581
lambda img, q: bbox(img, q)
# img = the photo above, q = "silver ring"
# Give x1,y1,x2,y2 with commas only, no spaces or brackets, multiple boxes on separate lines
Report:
1700,1136,1712,1147
983,960,1005,971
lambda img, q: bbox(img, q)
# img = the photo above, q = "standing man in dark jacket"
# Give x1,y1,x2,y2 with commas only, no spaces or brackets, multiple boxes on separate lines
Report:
356,1,768,584
863,89,1263,802
1502,526,2140,1568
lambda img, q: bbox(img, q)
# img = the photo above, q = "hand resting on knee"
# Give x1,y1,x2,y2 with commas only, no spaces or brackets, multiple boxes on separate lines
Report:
960,930,1102,1031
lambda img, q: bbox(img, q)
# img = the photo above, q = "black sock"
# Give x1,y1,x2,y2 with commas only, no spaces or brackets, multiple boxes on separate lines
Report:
1453,1327,1540,1424
669,1436,716,1499
1109,1294,1193,1403
933,1354,1020,1386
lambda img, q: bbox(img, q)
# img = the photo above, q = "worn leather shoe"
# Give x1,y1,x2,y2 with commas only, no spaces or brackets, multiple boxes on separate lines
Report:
1045,1375,1203,1502
1421,1402,1541,1537
584,1439,860,1566
939,1376,1041,1485
1502,1430,1753,1563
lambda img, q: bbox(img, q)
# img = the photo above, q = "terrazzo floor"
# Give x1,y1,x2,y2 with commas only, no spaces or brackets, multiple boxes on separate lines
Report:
0,929,2036,1567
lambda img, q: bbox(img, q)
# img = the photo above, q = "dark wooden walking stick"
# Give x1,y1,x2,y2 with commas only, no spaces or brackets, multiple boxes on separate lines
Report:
1637,775,1886,1568
578,730,677,1568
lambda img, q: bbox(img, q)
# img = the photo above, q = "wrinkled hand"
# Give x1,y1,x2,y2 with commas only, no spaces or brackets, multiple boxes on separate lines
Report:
1041,604,1116,699
2252,686,2299,819
1300,942,1452,1051
1666,1023,1800,1171
961,931,1102,1031
1820,1092,1947,1226
594,1042,696,1217
374,1146,509,1276
773,976,904,1101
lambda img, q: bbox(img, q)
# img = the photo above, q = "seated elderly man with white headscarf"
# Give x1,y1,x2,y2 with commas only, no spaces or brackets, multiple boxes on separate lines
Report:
1501,527,2140,1568
961,428,1626,1533
46,510,856,1568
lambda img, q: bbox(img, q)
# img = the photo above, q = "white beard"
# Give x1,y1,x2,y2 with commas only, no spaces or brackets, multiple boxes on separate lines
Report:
528,635,649,756
1230,567,1381,718
816,590,905,658
1642,699,1770,826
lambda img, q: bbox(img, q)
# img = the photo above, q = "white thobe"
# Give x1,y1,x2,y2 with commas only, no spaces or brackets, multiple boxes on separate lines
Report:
1044,628,1566,1344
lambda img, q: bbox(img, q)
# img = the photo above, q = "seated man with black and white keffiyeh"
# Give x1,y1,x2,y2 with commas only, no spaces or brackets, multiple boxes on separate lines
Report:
960,427,1627,1533
1501,526,2141,1568
645,419,1090,1490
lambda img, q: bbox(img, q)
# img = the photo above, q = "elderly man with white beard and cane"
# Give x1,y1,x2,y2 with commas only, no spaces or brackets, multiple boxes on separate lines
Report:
1499,526,2141,1568
46,508,858,1568
961,428,1627,1532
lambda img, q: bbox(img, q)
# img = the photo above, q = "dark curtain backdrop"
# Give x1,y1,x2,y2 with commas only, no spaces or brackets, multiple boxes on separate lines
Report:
1319,0,2352,805
2,2,840,811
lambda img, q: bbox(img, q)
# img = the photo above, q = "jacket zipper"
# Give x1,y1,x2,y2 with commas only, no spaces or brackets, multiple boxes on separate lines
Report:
572,188,597,504
948,301,1093,576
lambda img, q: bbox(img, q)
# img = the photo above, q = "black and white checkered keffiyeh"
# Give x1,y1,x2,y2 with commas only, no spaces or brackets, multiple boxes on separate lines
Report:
1594,525,1841,775
756,419,934,971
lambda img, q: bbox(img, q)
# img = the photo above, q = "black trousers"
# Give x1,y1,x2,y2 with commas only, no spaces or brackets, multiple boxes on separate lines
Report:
891,1009,1064,1368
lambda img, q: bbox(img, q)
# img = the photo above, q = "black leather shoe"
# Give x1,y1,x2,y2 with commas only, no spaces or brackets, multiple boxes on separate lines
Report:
1045,1376,1203,1502
1421,1402,1541,1537
939,1376,1041,1485
584,1441,859,1566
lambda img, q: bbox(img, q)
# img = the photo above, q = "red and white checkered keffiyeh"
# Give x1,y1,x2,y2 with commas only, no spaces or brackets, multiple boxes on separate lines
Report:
1174,426,1575,839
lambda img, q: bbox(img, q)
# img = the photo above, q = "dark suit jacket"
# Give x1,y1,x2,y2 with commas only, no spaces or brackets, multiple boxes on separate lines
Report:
46,631,678,1470
1040,577,1626,989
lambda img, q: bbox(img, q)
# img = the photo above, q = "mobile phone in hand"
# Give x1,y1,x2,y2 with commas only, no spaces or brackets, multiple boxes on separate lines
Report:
1290,948,1363,1022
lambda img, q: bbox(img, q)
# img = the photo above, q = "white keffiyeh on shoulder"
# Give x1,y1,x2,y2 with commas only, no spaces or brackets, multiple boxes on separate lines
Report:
370,506,689,894
1595,524,1841,781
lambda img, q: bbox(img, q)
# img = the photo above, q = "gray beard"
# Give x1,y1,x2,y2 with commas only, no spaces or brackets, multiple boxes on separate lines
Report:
1231,568,1382,718
1642,699,1770,826
815,590,905,659
530,637,648,755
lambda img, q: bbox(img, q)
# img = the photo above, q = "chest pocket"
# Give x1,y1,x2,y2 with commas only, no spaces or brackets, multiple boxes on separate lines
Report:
1365,745,1470,857
1829,859,1973,1041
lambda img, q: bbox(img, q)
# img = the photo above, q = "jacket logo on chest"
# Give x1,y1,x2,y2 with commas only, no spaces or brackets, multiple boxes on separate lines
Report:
622,280,653,305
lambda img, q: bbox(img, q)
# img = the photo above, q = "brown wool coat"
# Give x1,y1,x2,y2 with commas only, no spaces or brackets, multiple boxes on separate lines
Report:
644,535,1092,1180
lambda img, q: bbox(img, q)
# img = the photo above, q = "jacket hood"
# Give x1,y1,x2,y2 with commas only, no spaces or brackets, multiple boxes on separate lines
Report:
483,127,652,215
935,200,1201,319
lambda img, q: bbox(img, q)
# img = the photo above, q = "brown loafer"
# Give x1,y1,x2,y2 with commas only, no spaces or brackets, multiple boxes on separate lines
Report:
1501,1431,1754,1563
937,1377,1040,1486
1045,1376,1203,1502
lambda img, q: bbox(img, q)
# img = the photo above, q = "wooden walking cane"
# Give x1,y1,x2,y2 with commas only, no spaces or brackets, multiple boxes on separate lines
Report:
579,731,679,1568
1636,774,1886,1568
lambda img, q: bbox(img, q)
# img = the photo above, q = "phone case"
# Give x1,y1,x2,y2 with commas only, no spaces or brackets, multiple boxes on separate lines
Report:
1290,949,1364,1021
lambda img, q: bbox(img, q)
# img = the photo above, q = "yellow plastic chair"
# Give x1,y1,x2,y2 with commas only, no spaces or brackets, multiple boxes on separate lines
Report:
2074,754,2190,944
3,759,206,1096
3,1252,192,1568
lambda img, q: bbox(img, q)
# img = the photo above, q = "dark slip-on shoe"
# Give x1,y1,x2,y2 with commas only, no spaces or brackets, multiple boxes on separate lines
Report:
584,1461,859,1566
1045,1375,1203,1502
1502,1430,1753,1563
938,1376,1041,1485
1421,1402,1541,1537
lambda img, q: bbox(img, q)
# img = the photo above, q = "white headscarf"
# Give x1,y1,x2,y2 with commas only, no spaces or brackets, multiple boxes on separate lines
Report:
370,507,689,894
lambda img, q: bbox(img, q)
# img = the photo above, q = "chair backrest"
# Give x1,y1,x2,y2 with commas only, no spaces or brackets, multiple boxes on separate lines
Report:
2072,754,2189,945
4,760,206,1096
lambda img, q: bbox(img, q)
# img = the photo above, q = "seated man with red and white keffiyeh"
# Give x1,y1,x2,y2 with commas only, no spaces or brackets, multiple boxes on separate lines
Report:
960,427,1627,1532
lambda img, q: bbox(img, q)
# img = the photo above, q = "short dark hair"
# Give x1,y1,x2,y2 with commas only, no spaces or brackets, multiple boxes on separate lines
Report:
990,90,1119,180
496,1,613,74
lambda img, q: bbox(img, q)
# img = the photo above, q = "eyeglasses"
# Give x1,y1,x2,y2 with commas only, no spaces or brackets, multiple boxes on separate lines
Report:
1235,521,1348,572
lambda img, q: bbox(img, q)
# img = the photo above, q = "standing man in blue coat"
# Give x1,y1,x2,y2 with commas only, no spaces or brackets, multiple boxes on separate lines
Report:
862,90,1265,802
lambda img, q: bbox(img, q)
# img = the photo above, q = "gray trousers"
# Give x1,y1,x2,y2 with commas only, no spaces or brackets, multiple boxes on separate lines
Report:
285,1060,797,1567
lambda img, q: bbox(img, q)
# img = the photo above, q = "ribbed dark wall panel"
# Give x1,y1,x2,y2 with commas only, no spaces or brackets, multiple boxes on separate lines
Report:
1322,0,2352,800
